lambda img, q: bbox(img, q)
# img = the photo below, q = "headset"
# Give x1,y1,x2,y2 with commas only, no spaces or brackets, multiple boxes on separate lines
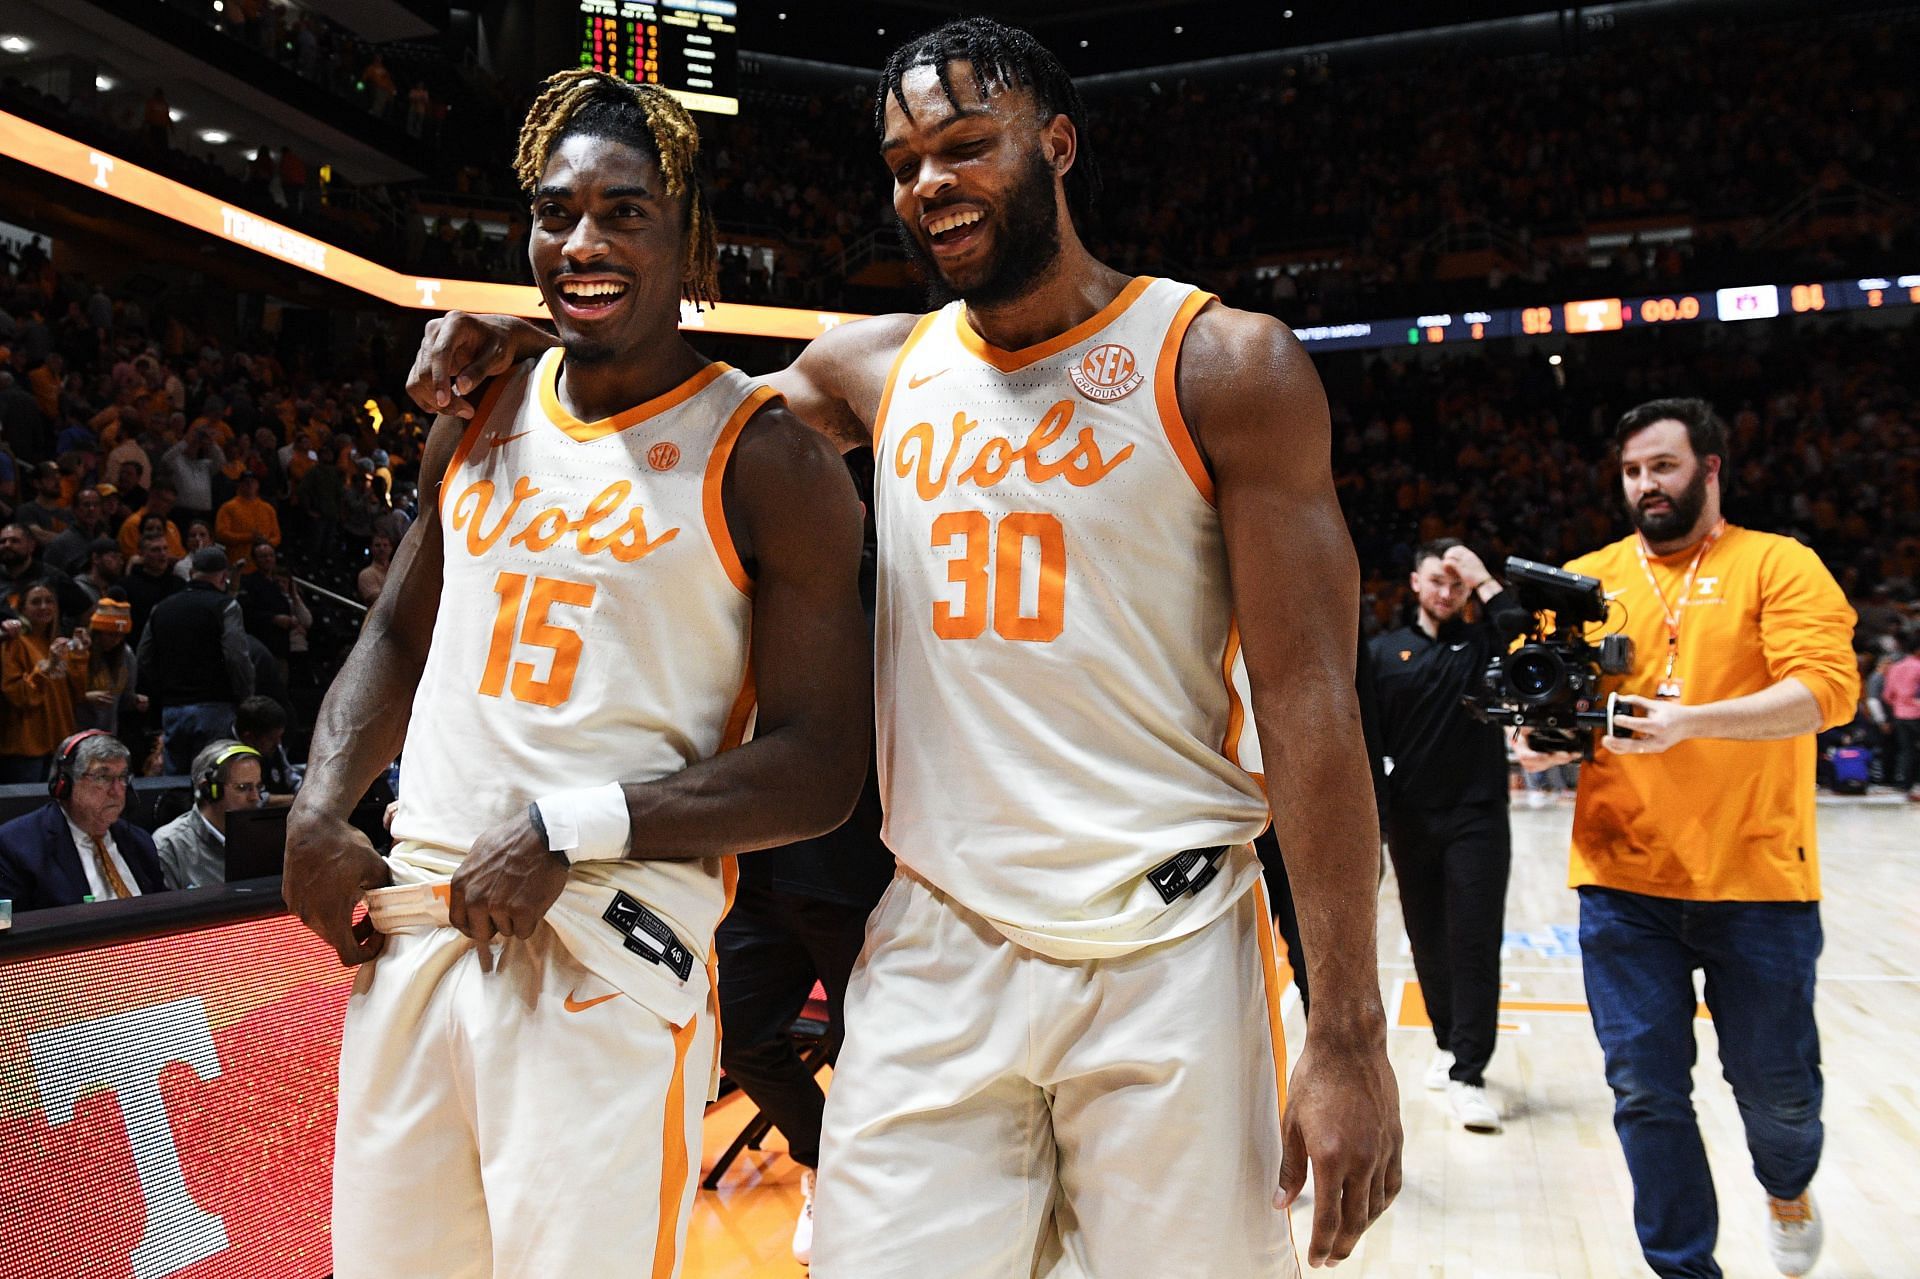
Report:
195,743,263,806
49,729,113,802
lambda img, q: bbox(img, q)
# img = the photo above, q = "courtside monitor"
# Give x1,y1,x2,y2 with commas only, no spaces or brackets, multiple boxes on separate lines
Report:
578,0,741,115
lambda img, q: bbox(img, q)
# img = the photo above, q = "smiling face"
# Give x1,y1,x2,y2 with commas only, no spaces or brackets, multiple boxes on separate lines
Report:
529,133,689,365
1411,554,1470,627
881,62,1072,308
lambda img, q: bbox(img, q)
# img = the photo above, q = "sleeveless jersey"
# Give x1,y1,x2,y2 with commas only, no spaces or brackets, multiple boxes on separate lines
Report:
873,276,1270,959
393,349,775,1026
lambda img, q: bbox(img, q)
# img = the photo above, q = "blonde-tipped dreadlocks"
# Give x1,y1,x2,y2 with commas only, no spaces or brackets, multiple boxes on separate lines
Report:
514,68,720,309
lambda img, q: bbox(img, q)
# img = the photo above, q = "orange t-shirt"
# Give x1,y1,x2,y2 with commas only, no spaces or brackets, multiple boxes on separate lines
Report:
1564,526,1859,902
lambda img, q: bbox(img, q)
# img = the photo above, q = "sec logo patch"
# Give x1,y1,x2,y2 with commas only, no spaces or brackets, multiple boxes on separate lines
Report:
648,441,681,471
1069,343,1144,403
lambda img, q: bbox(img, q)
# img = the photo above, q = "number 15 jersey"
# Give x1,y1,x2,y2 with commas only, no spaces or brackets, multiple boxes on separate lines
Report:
394,350,775,1026
873,276,1271,959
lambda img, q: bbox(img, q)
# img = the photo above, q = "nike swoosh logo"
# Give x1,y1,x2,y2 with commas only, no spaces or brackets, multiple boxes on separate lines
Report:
908,369,950,389
563,989,620,1014
1450,643,1468,651
486,429,533,450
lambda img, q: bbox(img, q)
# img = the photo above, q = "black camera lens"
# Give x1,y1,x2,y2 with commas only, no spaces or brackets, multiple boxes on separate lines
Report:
1507,645,1565,706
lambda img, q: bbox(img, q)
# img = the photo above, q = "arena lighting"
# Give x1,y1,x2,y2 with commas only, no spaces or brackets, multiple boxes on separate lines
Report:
198,129,232,145
168,108,185,122
0,108,867,340
0,35,31,54
94,75,116,91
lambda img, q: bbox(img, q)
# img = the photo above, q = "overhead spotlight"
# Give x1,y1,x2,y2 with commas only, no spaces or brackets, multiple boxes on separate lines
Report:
199,129,231,144
877,27,885,35
1079,39,1089,47
778,10,786,17
0,35,32,54
169,108,186,122
1548,354,1563,366
95,74,116,91
1284,8,1294,16
213,0,224,11
1173,25,1184,34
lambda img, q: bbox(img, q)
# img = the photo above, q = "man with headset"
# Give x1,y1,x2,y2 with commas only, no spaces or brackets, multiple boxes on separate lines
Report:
153,739,267,889
0,730,168,910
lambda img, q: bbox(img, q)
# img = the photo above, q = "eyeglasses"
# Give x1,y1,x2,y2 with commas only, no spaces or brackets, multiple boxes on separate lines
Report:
228,781,264,796
78,770,131,788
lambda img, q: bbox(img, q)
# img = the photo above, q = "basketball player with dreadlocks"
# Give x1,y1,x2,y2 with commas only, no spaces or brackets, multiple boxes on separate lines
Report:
287,70,867,1278
410,20,1399,1275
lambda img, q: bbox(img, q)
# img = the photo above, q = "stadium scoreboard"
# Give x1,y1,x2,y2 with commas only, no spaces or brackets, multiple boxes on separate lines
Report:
1293,273,1920,353
578,0,739,115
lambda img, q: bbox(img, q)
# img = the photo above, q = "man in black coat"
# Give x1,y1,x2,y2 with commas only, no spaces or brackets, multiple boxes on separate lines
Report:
137,547,255,773
0,732,168,910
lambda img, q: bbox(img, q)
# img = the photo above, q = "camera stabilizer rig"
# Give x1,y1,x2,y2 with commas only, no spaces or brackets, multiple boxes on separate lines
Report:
1464,557,1636,756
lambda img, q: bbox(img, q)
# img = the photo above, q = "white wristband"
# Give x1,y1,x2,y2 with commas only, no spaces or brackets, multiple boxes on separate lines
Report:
534,783,631,865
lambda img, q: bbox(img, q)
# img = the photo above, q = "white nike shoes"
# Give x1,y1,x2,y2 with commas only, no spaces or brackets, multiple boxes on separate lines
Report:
1447,1079,1502,1133
1766,1190,1822,1277
792,1167,816,1265
1424,1049,1455,1091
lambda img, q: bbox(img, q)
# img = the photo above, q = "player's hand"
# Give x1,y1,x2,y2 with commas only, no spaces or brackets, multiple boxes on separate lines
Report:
1601,694,1696,756
1440,545,1491,590
284,803,392,965
1278,1031,1403,1267
448,809,567,945
1511,728,1581,773
405,312,551,419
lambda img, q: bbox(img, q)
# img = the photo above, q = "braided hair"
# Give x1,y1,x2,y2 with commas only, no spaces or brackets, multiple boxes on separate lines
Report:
875,18,1101,233
514,69,720,308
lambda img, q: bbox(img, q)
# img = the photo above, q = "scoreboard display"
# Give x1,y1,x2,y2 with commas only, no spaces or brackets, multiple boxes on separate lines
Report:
579,0,740,115
1292,271,1920,354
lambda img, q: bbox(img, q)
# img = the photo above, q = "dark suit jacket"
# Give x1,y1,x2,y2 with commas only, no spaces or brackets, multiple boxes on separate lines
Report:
0,802,168,911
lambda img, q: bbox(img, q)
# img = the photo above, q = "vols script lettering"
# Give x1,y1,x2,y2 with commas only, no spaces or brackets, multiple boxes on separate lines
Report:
895,399,1133,501
449,477,679,561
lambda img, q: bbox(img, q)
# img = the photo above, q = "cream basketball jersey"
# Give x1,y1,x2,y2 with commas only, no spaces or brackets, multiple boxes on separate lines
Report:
393,349,775,1026
873,276,1271,959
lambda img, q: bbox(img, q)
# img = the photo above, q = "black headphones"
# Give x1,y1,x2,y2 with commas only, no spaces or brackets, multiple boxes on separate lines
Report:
49,729,112,802
195,743,262,806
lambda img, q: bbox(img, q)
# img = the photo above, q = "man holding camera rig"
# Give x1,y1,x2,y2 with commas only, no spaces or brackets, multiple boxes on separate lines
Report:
1368,540,1517,1134
1519,398,1857,1279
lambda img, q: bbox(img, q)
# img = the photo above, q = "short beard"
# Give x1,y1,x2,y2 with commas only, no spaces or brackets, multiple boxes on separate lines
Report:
896,147,1063,310
1629,465,1709,543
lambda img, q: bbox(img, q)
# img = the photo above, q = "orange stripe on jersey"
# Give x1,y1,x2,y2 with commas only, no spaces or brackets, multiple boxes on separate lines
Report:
539,353,732,443
651,1014,699,1279
1155,290,1220,505
701,385,782,596
436,374,512,518
1253,880,1291,1121
1220,621,1248,765
955,275,1157,373
871,310,942,444
718,661,757,751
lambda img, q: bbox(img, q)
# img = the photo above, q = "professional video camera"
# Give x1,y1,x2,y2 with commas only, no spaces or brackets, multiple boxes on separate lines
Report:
1463,557,1636,755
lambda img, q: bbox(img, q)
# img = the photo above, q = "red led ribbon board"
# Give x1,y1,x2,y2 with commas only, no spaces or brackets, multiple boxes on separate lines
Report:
0,915,352,1278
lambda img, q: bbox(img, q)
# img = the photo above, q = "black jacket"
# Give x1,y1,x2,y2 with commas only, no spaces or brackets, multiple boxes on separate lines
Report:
1367,592,1515,812
137,579,255,707
0,801,168,911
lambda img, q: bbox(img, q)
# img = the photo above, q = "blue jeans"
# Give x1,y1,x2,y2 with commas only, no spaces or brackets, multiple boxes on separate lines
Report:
161,702,236,775
1578,887,1823,1279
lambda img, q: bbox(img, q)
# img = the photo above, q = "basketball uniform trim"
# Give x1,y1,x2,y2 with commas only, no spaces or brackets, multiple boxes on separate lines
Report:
1253,880,1290,1123
436,374,514,518
870,311,943,444
954,274,1157,372
700,384,783,597
1154,289,1219,504
538,353,733,442
1221,621,1250,765
651,1013,700,1279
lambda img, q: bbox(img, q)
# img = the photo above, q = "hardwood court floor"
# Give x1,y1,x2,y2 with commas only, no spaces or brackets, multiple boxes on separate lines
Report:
684,799,1919,1278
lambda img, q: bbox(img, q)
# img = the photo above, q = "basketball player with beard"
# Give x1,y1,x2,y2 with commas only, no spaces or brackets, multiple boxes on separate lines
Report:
1518,398,1856,1279
408,20,1399,1274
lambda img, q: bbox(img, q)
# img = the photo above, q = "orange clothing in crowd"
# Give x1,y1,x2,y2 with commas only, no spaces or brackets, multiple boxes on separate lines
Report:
215,494,282,567
0,635,89,759
118,509,186,561
1564,525,1859,904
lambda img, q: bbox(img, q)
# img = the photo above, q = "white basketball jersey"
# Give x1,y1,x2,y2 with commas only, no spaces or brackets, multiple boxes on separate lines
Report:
394,349,775,1026
873,276,1270,959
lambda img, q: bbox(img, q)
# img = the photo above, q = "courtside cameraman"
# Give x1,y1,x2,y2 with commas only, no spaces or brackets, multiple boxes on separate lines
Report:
1520,397,1857,1279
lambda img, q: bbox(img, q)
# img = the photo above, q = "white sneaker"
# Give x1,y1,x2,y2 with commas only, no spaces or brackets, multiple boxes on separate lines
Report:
1527,788,1552,809
1424,1049,1455,1091
792,1167,816,1265
1766,1190,1821,1277
1447,1079,1502,1133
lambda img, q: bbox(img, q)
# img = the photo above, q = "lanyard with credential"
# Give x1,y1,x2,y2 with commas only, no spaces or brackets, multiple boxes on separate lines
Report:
1633,518,1725,688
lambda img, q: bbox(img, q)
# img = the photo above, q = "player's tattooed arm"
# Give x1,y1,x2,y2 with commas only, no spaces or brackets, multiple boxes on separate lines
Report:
618,400,870,858
1181,302,1404,1269
764,312,925,455
406,311,558,420
285,412,464,965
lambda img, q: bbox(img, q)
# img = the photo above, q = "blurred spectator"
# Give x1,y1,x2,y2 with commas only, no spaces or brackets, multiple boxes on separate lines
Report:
118,480,185,560
281,146,309,215
234,694,296,806
238,539,306,684
45,488,113,574
216,471,281,571
165,412,227,527
0,522,90,623
174,521,216,582
137,546,253,773
122,532,184,643
358,529,393,605
153,738,267,889
75,595,144,738
0,583,91,782
141,88,172,154
16,461,71,543
1886,632,1920,796
73,538,125,610
0,731,164,910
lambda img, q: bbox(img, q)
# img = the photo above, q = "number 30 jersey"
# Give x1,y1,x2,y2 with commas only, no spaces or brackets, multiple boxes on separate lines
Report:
393,350,775,1026
873,276,1271,960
